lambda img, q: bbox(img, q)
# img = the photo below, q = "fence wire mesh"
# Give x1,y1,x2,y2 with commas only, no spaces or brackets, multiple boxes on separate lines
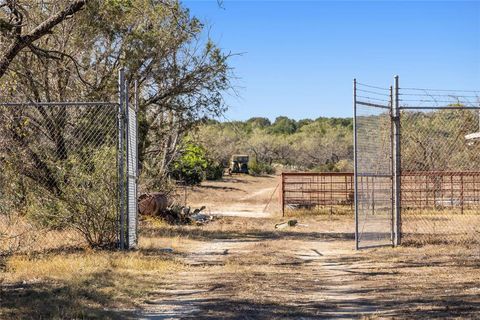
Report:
355,79,480,247
0,102,119,254
400,88,480,245
355,82,394,247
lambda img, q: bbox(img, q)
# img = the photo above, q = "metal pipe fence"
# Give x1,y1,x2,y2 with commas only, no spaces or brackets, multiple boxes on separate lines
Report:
281,170,480,245
280,172,354,216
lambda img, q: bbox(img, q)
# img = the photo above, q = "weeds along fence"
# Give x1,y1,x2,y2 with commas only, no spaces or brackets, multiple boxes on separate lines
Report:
354,77,480,248
0,69,138,255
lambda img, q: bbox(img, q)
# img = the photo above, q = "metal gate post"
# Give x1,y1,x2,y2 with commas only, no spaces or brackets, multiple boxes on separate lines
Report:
280,173,285,217
125,78,140,249
134,80,139,247
390,85,395,244
118,68,126,250
393,75,401,246
125,79,130,248
353,78,359,250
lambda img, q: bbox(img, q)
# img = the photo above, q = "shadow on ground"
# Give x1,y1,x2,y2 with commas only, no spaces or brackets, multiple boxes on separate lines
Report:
139,286,480,319
0,271,135,319
142,226,355,243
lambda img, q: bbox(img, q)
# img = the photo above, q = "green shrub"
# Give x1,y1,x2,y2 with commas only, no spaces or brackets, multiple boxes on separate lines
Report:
170,142,208,185
248,159,275,176
205,161,224,180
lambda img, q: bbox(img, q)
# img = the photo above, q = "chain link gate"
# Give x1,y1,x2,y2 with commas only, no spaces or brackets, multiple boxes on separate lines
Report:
0,68,138,254
353,80,395,249
354,76,480,249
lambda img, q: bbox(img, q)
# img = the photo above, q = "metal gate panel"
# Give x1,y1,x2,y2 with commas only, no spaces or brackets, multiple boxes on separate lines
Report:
354,80,394,248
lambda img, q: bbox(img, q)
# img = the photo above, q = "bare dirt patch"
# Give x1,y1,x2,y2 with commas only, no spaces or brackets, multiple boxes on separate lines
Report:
185,174,281,217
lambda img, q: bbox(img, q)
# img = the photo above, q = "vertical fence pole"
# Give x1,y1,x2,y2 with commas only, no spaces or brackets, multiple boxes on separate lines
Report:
134,80,139,246
118,68,125,250
390,85,395,243
393,75,401,246
345,175,348,207
353,78,359,250
280,173,285,217
350,174,354,210
461,174,464,214
125,80,130,249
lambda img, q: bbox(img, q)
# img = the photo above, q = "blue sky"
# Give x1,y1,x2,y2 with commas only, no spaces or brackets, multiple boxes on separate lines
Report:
184,0,480,121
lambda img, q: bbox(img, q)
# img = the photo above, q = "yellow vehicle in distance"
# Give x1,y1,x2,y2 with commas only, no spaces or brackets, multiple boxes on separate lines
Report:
228,154,249,174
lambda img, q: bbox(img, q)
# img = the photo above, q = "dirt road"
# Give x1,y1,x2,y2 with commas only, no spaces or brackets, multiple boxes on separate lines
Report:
139,175,480,319
185,174,281,217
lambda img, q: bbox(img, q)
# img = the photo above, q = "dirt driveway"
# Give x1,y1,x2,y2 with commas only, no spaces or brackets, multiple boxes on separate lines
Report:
185,174,281,217
138,175,480,319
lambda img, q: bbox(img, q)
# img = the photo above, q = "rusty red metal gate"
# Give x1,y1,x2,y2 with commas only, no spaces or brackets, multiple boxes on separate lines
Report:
280,172,354,215
280,171,480,216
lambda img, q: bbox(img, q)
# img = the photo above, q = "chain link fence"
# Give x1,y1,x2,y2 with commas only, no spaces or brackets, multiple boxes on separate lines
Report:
0,69,138,256
354,81,394,248
400,87,480,245
354,77,480,248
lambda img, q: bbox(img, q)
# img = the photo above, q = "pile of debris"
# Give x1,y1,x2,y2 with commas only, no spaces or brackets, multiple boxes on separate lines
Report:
138,192,213,225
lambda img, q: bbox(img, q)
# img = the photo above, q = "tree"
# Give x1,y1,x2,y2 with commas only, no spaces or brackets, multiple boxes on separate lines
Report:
269,116,297,135
293,120,352,170
0,0,88,79
1,0,233,191
194,116,354,172
246,117,271,129
0,0,234,246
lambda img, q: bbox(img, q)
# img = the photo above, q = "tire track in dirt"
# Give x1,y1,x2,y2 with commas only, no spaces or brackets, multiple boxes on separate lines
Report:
138,237,393,319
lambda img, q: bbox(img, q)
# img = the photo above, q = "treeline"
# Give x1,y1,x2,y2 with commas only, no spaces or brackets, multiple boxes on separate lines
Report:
191,116,354,174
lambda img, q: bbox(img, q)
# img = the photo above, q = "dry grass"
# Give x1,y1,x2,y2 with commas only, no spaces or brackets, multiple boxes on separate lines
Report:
284,205,353,216
0,213,86,256
0,228,185,319
4,251,181,283
134,175,480,318
2,213,479,319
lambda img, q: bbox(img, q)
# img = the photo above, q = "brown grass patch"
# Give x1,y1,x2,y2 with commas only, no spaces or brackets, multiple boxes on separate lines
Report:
1,241,184,318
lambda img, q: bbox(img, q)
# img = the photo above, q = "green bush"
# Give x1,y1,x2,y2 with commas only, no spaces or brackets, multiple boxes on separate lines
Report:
248,159,275,176
205,161,224,180
170,142,208,185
